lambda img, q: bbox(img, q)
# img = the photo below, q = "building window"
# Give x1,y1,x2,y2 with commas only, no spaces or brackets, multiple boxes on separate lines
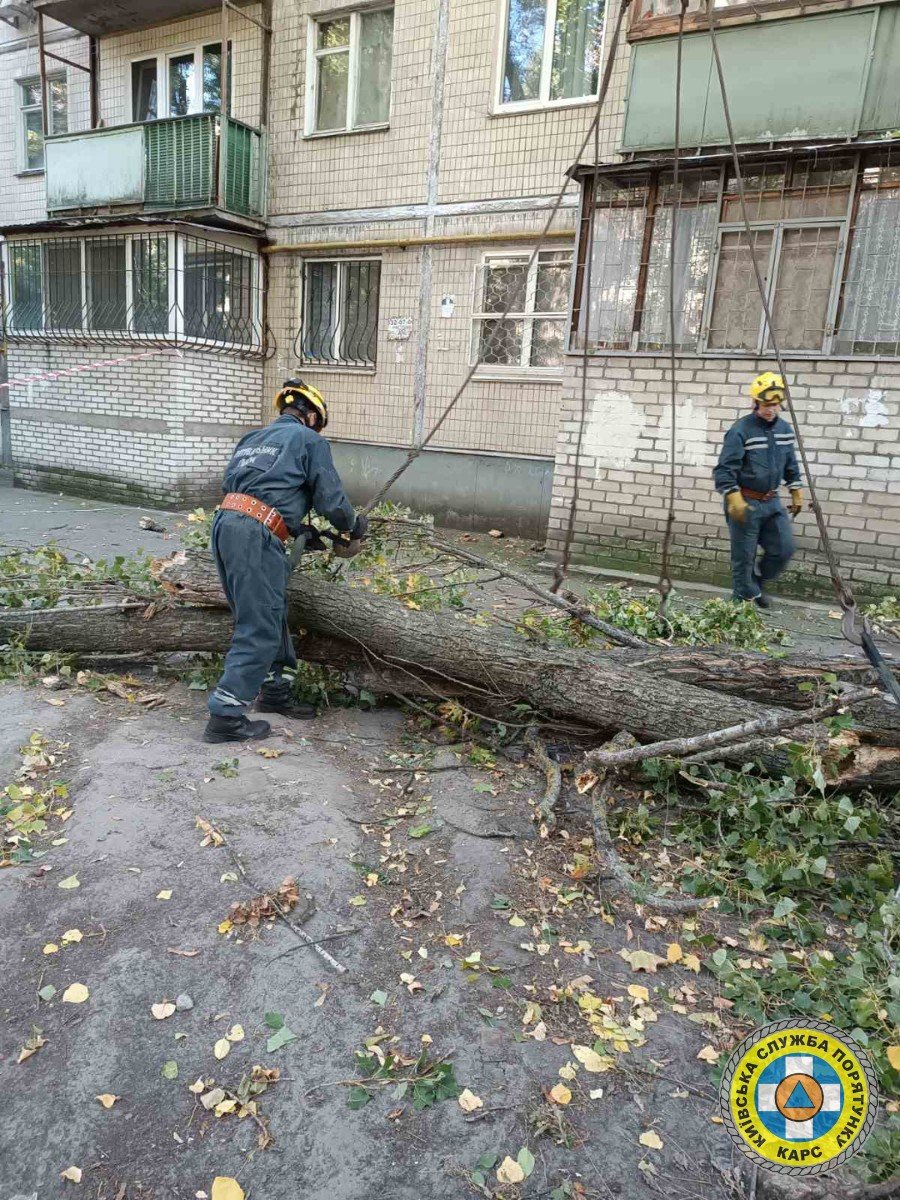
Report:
19,76,67,171
473,249,572,368
575,152,900,358
307,8,394,135
131,43,230,122
301,258,381,366
4,232,262,353
500,0,604,108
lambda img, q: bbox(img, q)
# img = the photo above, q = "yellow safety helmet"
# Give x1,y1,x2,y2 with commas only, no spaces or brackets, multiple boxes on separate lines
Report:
274,378,328,430
749,371,785,406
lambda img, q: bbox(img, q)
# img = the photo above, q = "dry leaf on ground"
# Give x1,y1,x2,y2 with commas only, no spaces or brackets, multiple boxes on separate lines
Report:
152,1002,176,1020
549,1083,572,1105
62,982,89,1004
496,1157,525,1185
210,1179,245,1200
60,1166,83,1183
639,1130,664,1151
458,1088,483,1113
96,1094,120,1108
214,1038,231,1060
619,948,668,973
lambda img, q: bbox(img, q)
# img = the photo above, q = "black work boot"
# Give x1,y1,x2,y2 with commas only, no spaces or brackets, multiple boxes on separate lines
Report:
752,573,772,610
203,714,272,743
256,694,317,720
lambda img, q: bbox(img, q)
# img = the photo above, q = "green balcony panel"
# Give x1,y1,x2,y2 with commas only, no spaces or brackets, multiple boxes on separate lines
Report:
622,9,881,151
144,115,215,208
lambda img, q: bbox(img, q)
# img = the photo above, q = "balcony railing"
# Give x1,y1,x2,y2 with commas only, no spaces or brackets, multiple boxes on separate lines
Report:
45,113,265,222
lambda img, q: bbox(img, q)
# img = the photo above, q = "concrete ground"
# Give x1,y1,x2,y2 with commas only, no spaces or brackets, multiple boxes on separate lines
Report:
0,682,746,1200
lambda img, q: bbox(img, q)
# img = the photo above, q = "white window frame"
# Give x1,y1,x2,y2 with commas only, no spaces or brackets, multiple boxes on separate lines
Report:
2,229,263,354
18,73,66,173
128,41,231,122
493,0,605,113
304,6,394,138
471,248,573,379
300,255,381,370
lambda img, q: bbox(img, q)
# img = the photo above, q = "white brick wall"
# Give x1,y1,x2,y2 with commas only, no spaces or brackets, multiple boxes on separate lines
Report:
8,344,262,505
547,356,900,597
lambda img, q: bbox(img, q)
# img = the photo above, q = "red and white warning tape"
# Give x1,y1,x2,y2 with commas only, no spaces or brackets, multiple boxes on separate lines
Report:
0,347,177,391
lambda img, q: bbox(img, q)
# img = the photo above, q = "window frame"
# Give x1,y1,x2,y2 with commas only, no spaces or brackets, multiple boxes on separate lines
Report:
571,152,898,359
471,248,574,377
304,6,394,138
18,73,66,174
494,0,606,114
128,41,232,122
299,255,382,370
2,229,263,354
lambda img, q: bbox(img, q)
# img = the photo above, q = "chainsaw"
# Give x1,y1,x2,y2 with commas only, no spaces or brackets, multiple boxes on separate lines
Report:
289,523,363,571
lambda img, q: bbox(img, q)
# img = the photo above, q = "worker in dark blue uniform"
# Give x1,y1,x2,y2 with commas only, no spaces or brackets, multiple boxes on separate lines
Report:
713,372,804,608
204,380,367,744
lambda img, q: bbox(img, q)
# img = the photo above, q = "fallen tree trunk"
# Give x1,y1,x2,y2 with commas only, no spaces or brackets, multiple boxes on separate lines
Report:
2,549,897,789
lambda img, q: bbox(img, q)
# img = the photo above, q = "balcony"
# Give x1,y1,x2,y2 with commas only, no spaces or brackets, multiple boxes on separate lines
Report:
34,0,233,36
45,113,265,227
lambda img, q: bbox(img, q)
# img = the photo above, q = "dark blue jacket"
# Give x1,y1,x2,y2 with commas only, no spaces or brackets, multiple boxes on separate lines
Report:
222,413,355,537
713,411,802,497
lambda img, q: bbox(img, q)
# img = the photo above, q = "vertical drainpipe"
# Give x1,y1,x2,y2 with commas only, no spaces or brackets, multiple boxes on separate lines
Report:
412,0,449,443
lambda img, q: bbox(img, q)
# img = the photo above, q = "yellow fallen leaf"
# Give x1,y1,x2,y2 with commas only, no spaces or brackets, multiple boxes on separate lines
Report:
887,1045,900,1072
96,1094,119,1108
710,1115,723,1125
549,1083,572,1105
697,1045,720,1065
60,1166,83,1183
639,1130,664,1150
458,1088,483,1113
61,929,83,944
43,943,59,955
62,982,89,1004
156,890,173,901
666,942,683,963
444,933,463,947
215,1098,238,1117
572,1045,614,1073
152,1002,176,1020
627,984,650,1003
217,919,233,935
559,1062,578,1081
211,1179,245,1200
349,894,367,907
189,1078,207,1094
214,1037,231,1060
508,914,526,928
682,953,701,973
227,1024,245,1043
619,948,667,973
496,1157,526,1185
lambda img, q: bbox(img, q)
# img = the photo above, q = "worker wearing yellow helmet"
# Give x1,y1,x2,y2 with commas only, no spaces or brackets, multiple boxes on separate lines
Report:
712,372,804,609
204,378,368,743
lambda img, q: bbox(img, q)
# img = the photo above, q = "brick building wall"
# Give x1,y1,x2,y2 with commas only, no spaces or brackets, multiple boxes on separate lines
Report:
0,19,90,228
547,357,900,599
7,344,262,506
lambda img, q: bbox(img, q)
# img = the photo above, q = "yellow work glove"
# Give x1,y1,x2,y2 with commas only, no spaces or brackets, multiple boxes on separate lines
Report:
726,491,749,523
789,488,803,516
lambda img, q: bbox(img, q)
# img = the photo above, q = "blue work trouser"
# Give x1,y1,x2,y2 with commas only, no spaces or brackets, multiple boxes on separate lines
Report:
726,495,795,601
208,509,298,717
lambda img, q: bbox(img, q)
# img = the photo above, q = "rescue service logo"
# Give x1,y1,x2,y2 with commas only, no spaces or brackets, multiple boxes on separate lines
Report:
720,1018,879,1176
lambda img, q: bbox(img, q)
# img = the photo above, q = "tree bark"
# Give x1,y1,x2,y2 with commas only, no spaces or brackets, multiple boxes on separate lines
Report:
2,549,897,790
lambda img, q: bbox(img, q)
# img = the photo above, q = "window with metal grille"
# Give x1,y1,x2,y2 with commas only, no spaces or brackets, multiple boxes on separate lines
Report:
574,150,900,358
307,8,393,135
301,259,380,367
499,0,604,109
4,232,263,354
19,75,66,172
473,249,572,369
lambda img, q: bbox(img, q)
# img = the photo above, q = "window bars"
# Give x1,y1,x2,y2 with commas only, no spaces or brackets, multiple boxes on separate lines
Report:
472,249,573,368
4,231,270,358
574,148,900,357
298,258,381,367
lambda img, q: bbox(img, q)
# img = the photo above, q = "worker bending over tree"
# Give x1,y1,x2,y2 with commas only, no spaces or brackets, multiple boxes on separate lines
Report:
713,372,803,609
204,379,368,744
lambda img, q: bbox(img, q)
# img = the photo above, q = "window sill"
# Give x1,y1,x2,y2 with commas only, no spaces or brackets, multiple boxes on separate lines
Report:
16,169,45,177
472,367,564,384
303,123,390,141
490,96,599,119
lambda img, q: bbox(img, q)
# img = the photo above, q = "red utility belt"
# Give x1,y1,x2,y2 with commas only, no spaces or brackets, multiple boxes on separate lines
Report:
220,493,290,544
740,488,776,502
